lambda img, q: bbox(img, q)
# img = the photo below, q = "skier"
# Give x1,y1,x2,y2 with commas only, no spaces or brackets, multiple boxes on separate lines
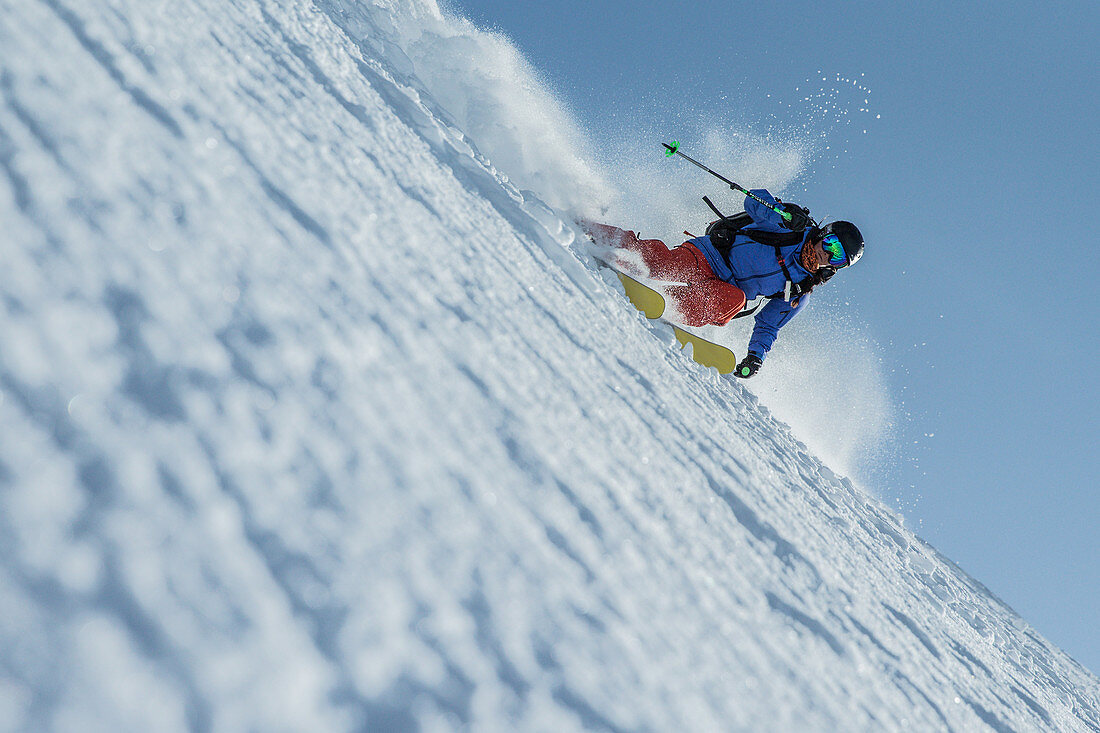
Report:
582,188,863,378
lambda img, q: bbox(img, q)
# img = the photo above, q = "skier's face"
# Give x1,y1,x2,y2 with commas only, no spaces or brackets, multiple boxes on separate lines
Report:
803,240,830,271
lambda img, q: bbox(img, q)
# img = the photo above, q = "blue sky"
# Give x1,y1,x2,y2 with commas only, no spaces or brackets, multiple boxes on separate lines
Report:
446,0,1100,672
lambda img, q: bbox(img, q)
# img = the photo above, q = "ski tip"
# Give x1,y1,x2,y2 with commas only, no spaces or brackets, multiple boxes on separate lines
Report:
671,325,737,374
614,271,665,320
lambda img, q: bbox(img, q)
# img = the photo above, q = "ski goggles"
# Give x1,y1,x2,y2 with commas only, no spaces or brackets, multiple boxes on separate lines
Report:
822,233,849,267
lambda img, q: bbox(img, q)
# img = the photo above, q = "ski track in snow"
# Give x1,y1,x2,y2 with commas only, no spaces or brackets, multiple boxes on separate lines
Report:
0,0,1097,731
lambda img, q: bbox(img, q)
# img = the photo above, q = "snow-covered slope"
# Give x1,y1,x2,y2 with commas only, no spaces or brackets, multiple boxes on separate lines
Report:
1,1,1097,731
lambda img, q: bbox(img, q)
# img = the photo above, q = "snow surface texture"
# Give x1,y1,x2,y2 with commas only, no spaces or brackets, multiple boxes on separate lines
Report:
0,0,1097,731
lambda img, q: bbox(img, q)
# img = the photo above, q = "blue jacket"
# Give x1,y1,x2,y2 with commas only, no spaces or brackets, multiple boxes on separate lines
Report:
688,189,813,360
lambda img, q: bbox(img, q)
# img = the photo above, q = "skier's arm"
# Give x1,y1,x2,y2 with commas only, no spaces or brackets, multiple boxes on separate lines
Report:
747,296,807,359
744,189,809,232
744,189,788,232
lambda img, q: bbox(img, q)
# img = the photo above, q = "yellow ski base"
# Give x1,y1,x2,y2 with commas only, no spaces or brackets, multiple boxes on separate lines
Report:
609,267,738,374
672,326,738,375
615,272,664,319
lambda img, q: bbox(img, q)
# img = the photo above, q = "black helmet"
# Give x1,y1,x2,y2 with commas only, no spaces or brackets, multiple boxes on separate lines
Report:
822,221,864,267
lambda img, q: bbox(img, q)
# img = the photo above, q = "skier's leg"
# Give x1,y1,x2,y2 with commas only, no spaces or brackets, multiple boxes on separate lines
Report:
666,280,746,327
642,241,705,282
580,222,639,250
702,280,748,326
581,222,690,281
583,223,744,325
615,235,686,280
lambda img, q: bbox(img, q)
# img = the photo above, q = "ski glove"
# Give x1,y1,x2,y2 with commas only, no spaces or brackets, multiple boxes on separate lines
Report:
735,354,763,379
779,204,811,232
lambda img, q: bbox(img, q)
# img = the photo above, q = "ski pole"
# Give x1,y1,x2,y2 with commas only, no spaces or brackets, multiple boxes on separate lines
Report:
662,141,793,224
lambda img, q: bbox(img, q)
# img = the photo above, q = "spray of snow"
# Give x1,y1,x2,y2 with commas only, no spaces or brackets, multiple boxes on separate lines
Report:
343,0,614,212
395,2,895,485
737,295,896,479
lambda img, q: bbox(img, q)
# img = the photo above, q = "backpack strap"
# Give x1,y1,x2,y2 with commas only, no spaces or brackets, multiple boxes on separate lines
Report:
702,196,727,220
764,241,796,301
